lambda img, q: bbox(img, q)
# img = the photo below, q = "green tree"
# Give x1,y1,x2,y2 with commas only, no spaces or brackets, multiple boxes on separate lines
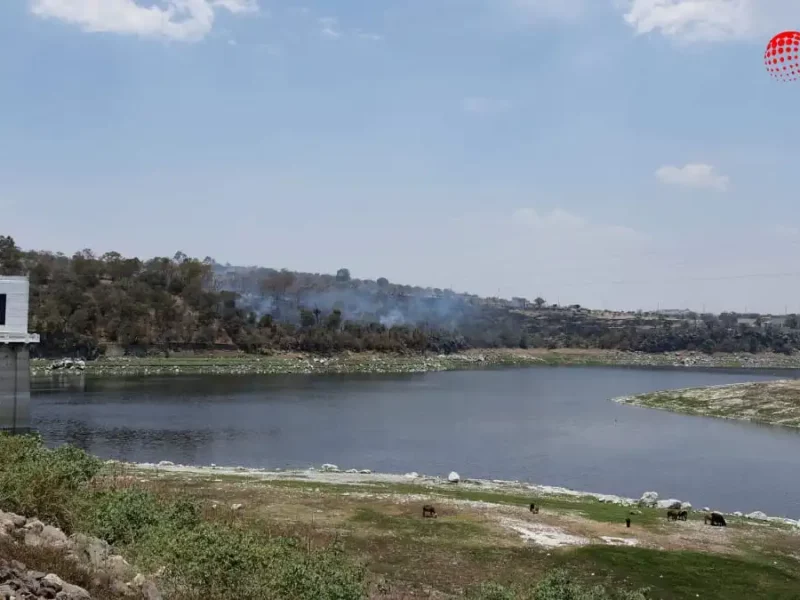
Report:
335,268,351,282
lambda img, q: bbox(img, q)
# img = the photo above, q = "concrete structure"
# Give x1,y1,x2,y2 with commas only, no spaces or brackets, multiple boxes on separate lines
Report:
0,277,39,434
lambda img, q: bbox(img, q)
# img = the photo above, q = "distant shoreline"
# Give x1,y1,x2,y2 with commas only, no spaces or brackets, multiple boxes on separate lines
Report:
614,379,800,429
29,348,800,378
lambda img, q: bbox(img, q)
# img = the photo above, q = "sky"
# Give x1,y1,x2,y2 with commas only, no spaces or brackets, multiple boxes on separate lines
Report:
3,0,800,314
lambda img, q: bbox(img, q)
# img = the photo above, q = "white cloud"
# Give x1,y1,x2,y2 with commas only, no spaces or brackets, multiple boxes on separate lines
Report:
622,0,800,42
462,97,511,114
29,0,259,41
655,163,730,191
319,17,341,39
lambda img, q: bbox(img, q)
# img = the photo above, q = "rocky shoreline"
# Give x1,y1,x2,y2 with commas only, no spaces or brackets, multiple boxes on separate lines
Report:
30,349,800,378
614,379,800,429
126,460,800,528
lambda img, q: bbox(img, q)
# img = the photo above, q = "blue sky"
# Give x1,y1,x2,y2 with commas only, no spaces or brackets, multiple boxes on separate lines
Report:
3,0,800,313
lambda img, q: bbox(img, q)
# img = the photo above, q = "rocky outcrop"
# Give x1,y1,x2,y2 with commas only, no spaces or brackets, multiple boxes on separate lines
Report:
746,511,769,521
0,558,90,600
0,509,160,600
638,491,658,507
448,471,461,483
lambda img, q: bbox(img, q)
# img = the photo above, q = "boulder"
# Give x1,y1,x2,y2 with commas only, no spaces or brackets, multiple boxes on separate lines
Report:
638,491,658,507
681,502,693,511
746,511,769,521
359,469,372,474
231,503,244,512
656,499,683,510
69,533,111,568
447,471,460,483
320,464,340,472
40,525,69,549
404,472,419,479
733,511,743,517
345,469,358,474
703,507,711,512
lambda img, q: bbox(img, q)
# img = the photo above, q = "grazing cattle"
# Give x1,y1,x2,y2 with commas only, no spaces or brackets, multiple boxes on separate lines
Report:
704,512,727,527
678,510,688,521
667,509,679,521
625,518,631,528
422,504,437,518
529,503,539,514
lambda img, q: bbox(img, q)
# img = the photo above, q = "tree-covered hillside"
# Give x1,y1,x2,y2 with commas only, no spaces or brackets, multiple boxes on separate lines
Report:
2,235,800,358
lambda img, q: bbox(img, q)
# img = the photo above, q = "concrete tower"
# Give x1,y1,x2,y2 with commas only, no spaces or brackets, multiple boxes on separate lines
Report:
0,276,40,433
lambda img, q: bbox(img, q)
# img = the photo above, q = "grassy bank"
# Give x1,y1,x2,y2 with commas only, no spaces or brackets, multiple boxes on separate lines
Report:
30,348,800,378
123,463,800,599
614,379,800,428
4,438,800,598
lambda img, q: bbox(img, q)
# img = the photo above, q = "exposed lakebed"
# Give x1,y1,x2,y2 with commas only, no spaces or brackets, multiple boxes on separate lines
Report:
31,366,800,517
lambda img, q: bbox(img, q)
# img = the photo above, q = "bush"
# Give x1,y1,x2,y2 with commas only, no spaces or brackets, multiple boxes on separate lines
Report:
86,489,200,546
0,434,102,531
131,522,367,600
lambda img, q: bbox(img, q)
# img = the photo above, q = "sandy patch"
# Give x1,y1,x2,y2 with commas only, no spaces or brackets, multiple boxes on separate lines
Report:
600,536,639,547
500,517,589,548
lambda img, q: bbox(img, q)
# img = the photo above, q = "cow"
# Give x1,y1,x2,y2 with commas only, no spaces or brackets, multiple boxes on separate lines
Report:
678,510,688,521
704,512,727,527
667,509,679,521
422,504,437,518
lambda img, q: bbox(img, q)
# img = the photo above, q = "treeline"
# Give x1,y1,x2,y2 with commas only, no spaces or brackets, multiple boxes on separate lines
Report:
1,235,800,357
0,237,467,357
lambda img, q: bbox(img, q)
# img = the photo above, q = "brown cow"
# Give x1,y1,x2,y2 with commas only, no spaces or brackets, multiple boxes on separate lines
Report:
678,510,688,521
422,504,437,518
529,503,539,514
667,509,679,521
704,512,726,527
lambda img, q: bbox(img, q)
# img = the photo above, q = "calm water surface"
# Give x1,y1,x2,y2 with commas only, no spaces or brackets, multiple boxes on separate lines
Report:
31,366,800,517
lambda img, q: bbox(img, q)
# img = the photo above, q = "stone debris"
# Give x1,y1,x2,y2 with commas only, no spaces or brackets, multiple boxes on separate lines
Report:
0,509,161,600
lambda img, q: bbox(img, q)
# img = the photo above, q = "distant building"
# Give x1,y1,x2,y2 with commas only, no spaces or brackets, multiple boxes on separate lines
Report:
0,276,39,433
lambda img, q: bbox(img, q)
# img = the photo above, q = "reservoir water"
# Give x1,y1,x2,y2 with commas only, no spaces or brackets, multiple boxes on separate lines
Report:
32,366,800,517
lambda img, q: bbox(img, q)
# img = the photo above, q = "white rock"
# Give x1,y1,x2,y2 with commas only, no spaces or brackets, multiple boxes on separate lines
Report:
703,507,711,512
404,472,419,479
734,511,743,517
639,491,658,507
231,503,244,511
448,471,461,483
359,469,372,474
681,502,692,511
157,461,174,467
746,511,769,521
320,464,340,472
345,469,358,474
656,499,683,510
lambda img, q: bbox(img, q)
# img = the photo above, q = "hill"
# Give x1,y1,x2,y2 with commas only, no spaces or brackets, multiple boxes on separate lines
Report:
3,235,800,358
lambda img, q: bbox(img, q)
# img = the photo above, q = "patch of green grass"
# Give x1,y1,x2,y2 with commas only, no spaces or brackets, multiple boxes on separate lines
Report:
349,507,486,540
564,546,800,600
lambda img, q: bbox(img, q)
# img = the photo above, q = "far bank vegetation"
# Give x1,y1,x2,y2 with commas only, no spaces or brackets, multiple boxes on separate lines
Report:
2,235,800,359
